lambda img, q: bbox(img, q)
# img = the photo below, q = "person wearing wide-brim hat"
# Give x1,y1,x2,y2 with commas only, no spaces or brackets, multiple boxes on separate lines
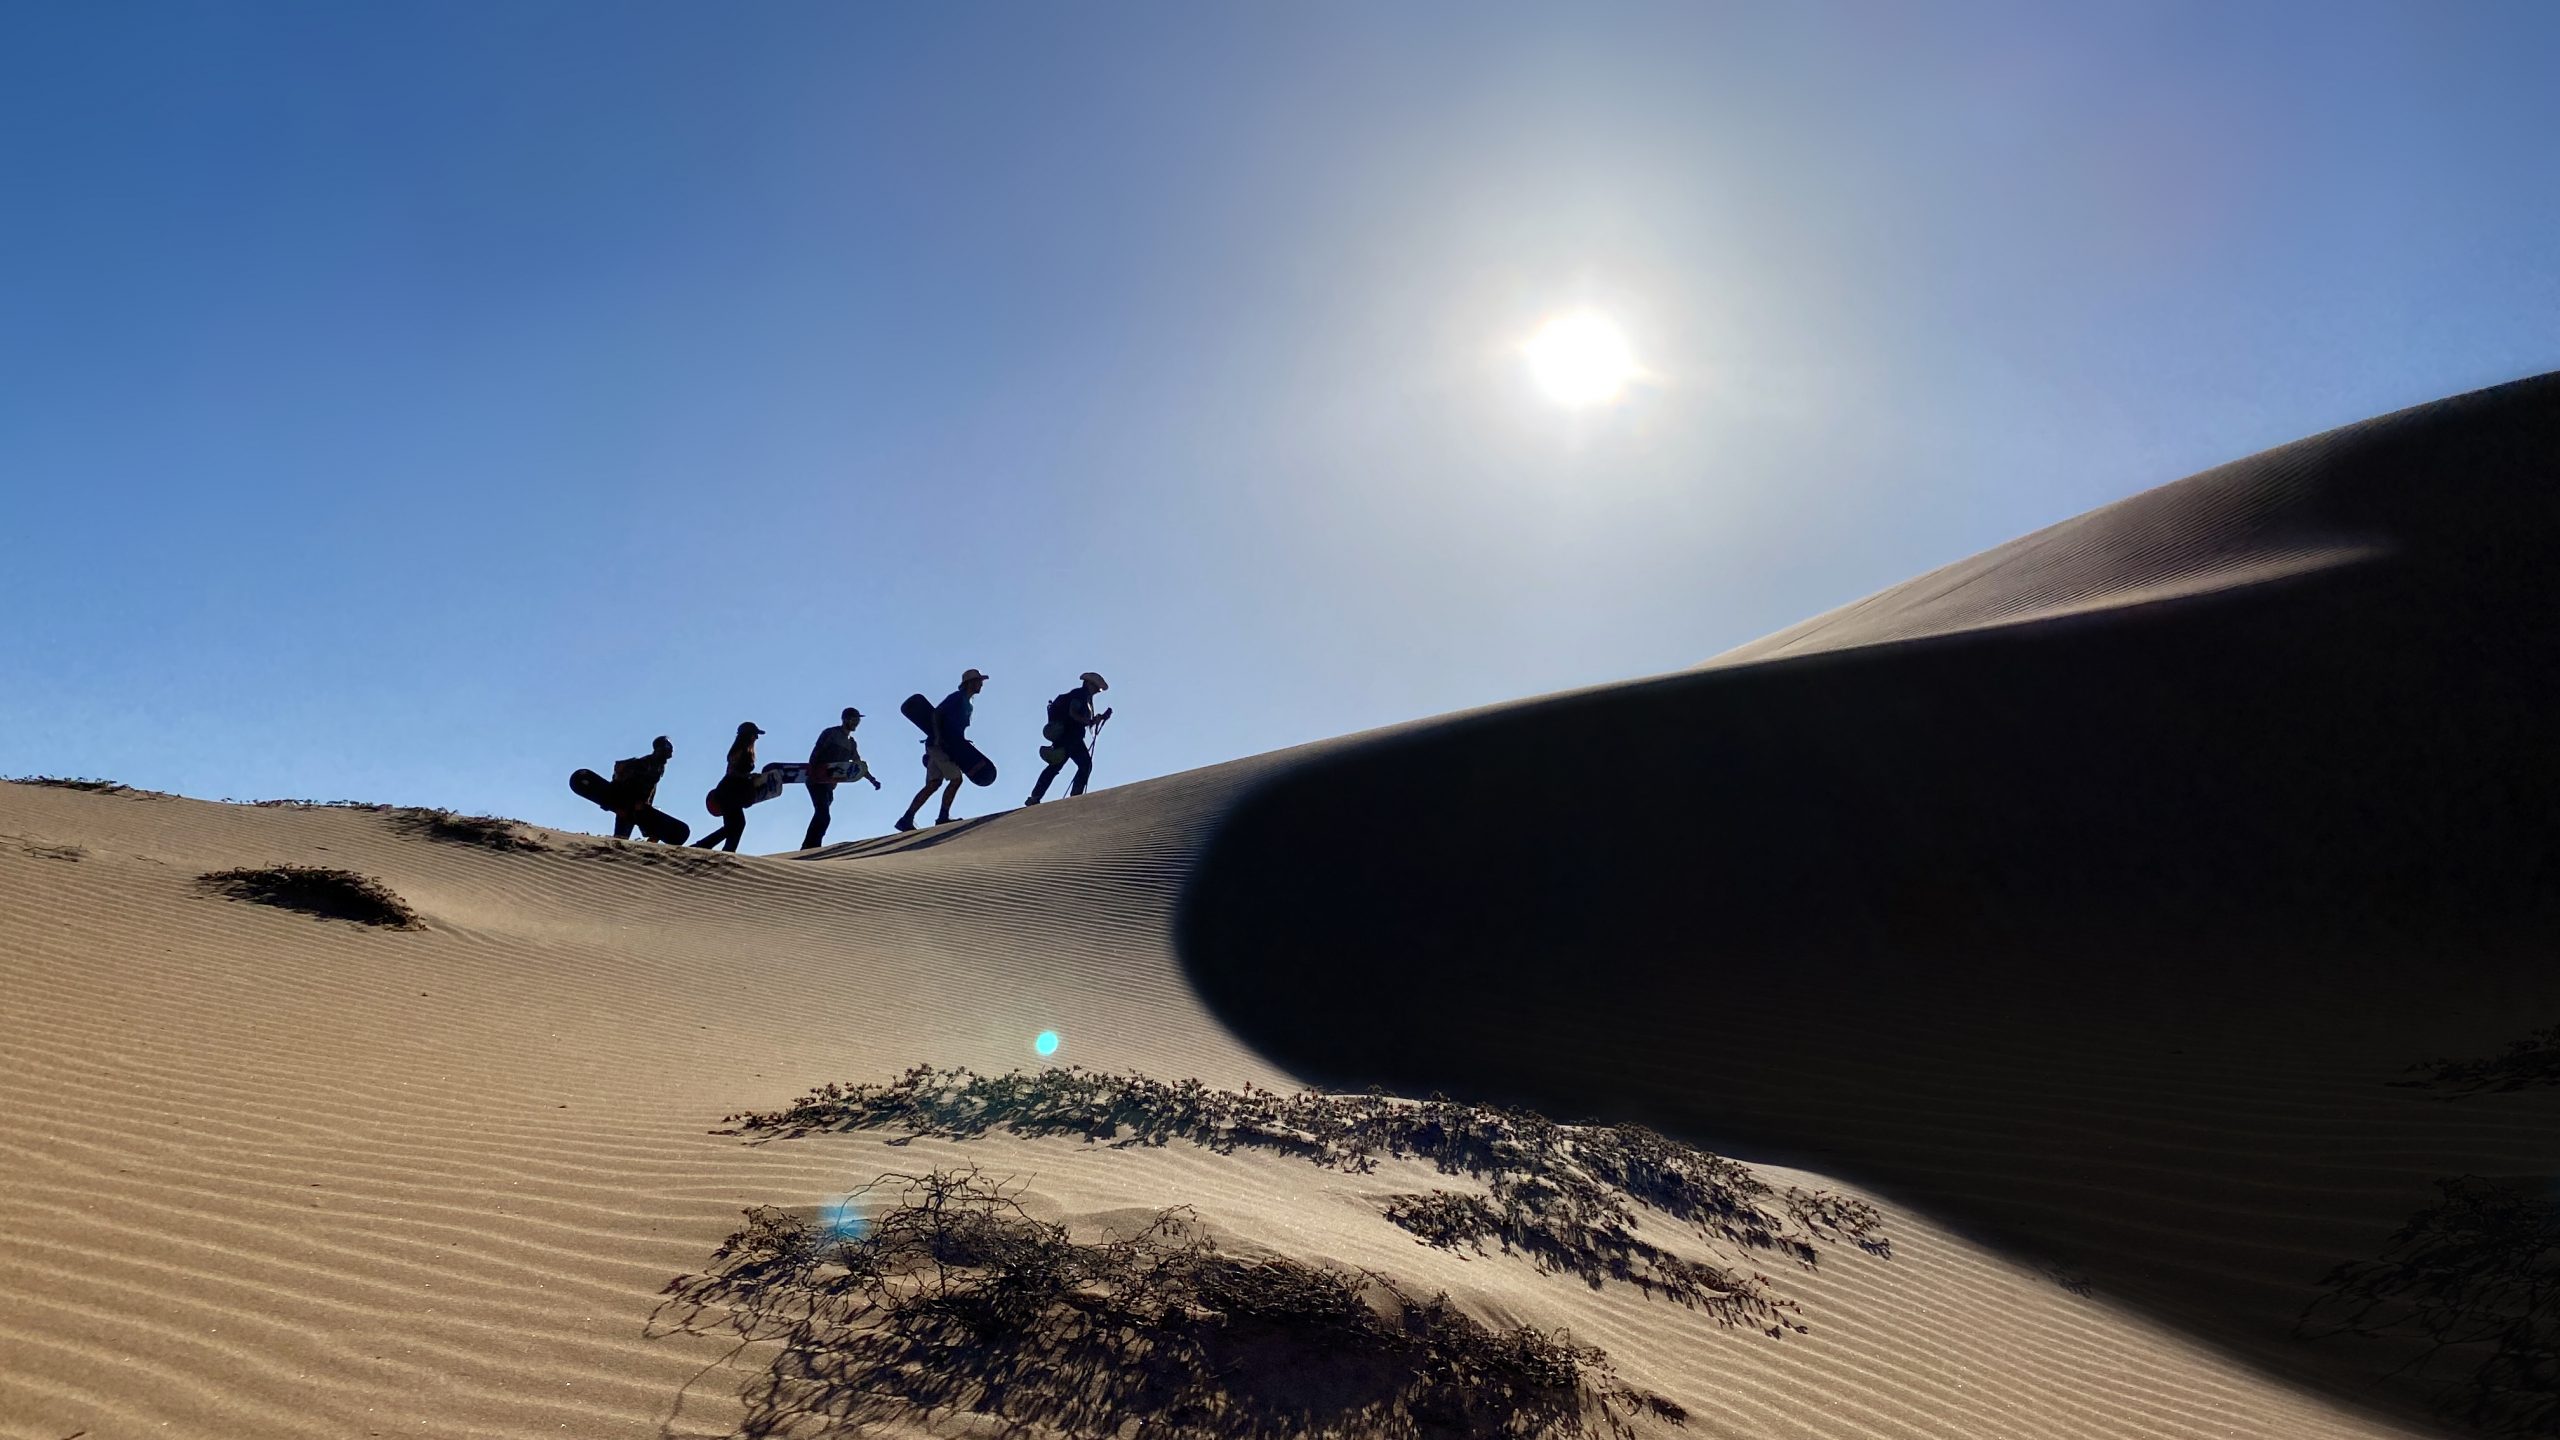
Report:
692,721,764,851
1027,671,1112,806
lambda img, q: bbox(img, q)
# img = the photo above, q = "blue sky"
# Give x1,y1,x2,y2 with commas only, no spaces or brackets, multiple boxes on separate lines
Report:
3,2,2554,842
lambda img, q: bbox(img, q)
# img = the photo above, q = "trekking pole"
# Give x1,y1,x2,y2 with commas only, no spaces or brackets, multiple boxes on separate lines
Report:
1090,709,1111,765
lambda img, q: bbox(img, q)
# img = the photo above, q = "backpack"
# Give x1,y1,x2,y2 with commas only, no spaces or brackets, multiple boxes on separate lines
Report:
1043,689,1079,743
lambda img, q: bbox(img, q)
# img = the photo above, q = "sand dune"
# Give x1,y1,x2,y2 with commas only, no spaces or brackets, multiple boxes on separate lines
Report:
1180,371,2560,1433
9,376,2550,1438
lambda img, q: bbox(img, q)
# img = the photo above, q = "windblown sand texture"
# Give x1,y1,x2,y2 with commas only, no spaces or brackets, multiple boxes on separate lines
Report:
5,374,2553,1438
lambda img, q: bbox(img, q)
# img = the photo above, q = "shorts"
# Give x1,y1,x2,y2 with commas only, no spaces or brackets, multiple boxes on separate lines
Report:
922,746,963,784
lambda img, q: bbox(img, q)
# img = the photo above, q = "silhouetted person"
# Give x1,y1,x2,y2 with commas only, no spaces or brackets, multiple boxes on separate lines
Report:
802,707,879,849
896,668,986,832
692,721,763,852
1027,671,1112,805
608,735,675,841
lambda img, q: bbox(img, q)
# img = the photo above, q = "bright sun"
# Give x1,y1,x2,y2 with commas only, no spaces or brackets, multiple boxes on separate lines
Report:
1523,312,1640,407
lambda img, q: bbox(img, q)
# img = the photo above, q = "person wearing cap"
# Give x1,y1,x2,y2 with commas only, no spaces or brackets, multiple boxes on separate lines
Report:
608,735,675,842
1027,671,1113,805
896,668,986,832
692,720,764,852
801,706,878,850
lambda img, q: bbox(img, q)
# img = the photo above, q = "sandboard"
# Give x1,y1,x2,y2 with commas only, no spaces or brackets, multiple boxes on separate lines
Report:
900,691,999,787
569,768,690,845
763,760,873,787
704,769,786,817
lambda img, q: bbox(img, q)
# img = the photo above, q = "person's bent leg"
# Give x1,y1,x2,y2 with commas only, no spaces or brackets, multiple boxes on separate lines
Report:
1027,754,1066,803
614,815,636,840
899,764,938,828
935,777,961,823
1066,740,1094,797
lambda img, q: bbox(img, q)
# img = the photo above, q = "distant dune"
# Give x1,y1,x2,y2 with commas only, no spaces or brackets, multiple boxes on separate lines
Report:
9,376,2552,1439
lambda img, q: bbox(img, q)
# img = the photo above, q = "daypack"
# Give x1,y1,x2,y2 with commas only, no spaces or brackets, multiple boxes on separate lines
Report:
1043,689,1081,743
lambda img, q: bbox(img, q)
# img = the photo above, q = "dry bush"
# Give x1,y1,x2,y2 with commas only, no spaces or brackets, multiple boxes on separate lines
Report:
251,798,390,810
2402,1025,2560,1096
2302,1175,2559,1436
659,1167,1685,1440
8,775,162,797
728,1066,1888,1335
386,807,549,853
195,865,422,930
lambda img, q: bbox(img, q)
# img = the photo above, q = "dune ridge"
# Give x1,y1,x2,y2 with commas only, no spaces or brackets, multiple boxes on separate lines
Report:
12,377,2547,1437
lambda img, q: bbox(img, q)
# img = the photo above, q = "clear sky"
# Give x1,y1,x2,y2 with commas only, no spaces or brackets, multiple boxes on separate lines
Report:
4,2,2554,842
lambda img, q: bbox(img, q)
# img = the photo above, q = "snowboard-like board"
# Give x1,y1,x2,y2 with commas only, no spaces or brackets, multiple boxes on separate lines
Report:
704,768,787,817
763,760,872,787
569,768,690,845
900,692,998,787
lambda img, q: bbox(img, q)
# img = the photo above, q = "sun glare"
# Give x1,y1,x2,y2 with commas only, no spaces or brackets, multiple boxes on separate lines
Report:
1524,312,1640,407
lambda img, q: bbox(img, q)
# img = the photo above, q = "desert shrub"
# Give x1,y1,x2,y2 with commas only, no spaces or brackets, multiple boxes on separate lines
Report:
196,865,422,930
385,807,548,853
8,775,159,797
250,798,390,810
659,1167,1685,1440
3,834,85,861
727,1066,1888,1334
2401,1025,2560,1096
2302,1175,2559,1436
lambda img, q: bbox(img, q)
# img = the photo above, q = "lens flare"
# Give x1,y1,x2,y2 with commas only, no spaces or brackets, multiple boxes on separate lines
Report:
1034,1029,1061,1057
820,1197,869,1241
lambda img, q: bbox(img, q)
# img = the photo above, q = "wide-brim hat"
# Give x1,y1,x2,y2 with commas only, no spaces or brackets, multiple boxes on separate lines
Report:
1080,671,1109,691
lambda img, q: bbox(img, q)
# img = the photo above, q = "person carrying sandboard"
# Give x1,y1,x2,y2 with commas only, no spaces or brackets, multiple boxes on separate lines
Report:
692,721,764,852
1026,671,1113,805
569,735,689,844
895,668,987,832
800,706,879,849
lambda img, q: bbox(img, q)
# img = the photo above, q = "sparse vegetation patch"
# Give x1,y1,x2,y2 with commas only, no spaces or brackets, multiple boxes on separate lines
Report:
660,1166,1686,1440
2302,1175,2558,1436
728,1066,1887,1332
2,834,84,862
8,776,162,798
2401,1024,2560,1096
251,798,390,810
386,807,549,853
196,865,422,930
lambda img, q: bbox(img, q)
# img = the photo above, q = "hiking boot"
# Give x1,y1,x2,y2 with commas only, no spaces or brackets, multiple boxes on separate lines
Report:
892,815,916,833
1023,795,1041,806
935,813,958,825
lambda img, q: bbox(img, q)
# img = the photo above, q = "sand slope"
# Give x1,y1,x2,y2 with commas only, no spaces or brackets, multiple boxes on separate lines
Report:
10,376,2549,1439
2,780,2428,1440
1179,372,2560,1433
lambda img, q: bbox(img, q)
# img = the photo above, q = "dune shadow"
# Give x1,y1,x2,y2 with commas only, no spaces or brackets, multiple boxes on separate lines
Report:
792,812,1007,862
1175,374,2560,1429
